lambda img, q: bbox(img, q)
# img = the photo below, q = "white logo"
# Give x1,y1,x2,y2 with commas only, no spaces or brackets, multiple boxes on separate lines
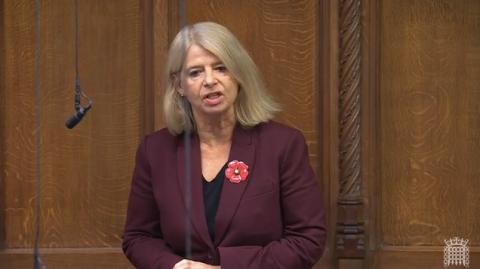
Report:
444,237,469,268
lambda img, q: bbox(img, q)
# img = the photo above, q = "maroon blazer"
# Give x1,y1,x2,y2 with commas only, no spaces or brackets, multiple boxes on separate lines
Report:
122,121,326,269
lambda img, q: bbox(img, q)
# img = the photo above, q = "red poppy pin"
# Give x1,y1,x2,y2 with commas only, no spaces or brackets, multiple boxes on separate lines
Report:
225,160,249,183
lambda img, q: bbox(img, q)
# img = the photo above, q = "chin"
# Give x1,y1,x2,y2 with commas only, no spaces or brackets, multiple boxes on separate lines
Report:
202,106,233,116
204,109,227,116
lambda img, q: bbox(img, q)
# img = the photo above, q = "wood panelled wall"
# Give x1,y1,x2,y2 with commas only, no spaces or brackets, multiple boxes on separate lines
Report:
380,0,480,244
0,0,142,268
1,0,480,269
183,0,322,175
366,0,480,268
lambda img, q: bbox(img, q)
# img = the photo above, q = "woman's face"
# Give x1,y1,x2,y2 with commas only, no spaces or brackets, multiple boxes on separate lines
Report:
179,44,239,121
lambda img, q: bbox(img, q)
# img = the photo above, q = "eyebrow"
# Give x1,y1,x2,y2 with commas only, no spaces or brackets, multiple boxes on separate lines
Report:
185,61,224,71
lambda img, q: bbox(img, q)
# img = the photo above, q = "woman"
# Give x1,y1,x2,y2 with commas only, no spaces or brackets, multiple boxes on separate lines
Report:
122,22,326,269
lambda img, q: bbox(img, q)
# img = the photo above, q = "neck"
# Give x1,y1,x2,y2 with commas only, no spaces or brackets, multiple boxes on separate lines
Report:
194,111,236,147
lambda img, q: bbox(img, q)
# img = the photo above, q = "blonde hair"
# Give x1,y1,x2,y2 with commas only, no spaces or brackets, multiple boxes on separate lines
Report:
163,21,280,135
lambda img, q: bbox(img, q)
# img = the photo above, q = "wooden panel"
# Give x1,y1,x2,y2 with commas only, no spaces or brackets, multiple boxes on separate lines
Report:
380,0,480,247
362,0,381,267
2,0,40,248
372,248,480,269
0,0,5,249
184,0,320,173
152,0,178,130
0,250,133,269
1,0,144,267
362,0,480,268
318,0,339,267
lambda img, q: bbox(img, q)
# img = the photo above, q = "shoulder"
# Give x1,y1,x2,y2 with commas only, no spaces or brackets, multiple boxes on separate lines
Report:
252,121,310,166
255,120,305,141
252,121,307,152
145,127,177,143
139,127,179,154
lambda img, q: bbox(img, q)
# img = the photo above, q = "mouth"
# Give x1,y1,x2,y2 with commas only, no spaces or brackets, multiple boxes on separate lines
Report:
203,92,223,100
203,91,224,105
204,92,222,98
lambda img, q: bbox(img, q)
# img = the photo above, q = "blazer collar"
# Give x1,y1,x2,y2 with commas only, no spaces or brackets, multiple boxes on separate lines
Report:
176,131,212,248
176,124,256,247
214,124,256,245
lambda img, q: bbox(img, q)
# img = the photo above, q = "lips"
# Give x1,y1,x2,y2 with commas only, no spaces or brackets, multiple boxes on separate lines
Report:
203,91,224,105
205,92,222,99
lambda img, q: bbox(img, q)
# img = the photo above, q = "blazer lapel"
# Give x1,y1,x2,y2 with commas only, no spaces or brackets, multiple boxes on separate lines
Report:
214,125,256,245
176,132,213,248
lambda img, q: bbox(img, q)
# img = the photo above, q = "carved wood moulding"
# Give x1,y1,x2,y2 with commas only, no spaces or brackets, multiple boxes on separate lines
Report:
336,0,365,258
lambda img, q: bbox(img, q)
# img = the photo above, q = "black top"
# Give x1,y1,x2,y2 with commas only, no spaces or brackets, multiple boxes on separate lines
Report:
202,164,226,242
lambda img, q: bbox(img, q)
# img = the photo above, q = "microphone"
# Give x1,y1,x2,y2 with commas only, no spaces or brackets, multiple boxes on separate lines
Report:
65,104,92,129
65,76,93,129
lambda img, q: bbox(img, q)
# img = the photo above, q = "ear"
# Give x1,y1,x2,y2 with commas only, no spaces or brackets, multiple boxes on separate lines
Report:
171,73,184,96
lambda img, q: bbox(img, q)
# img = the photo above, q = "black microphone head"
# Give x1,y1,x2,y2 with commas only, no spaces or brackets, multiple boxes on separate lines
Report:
65,106,90,129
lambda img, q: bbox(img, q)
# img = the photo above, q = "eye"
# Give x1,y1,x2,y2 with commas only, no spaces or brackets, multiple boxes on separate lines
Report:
188,69,202,78
214,65,228,73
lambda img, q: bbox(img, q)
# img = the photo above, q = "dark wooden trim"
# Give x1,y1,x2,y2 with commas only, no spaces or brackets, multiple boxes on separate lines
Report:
140,0,154,135
0,0,5,249
0,251,133,269
336,0,365,259
0,247,123,254
318,0,339,268
150,0,180,130
372,249,480,269
361,0,381,264
361,0,381,267
168,0,181,40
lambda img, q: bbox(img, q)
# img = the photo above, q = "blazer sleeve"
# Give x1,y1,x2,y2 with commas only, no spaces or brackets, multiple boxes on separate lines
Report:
122,136,183,269
218,129,327,269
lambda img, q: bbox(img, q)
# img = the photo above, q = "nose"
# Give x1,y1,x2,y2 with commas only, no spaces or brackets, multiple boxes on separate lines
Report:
203,68,217,87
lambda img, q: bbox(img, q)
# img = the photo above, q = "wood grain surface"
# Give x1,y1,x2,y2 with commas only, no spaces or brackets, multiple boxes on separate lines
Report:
380,0,480,247
1,0,142,267
372,248,480,269
0,250,133,269
185,0,320,174
4,1,479,269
